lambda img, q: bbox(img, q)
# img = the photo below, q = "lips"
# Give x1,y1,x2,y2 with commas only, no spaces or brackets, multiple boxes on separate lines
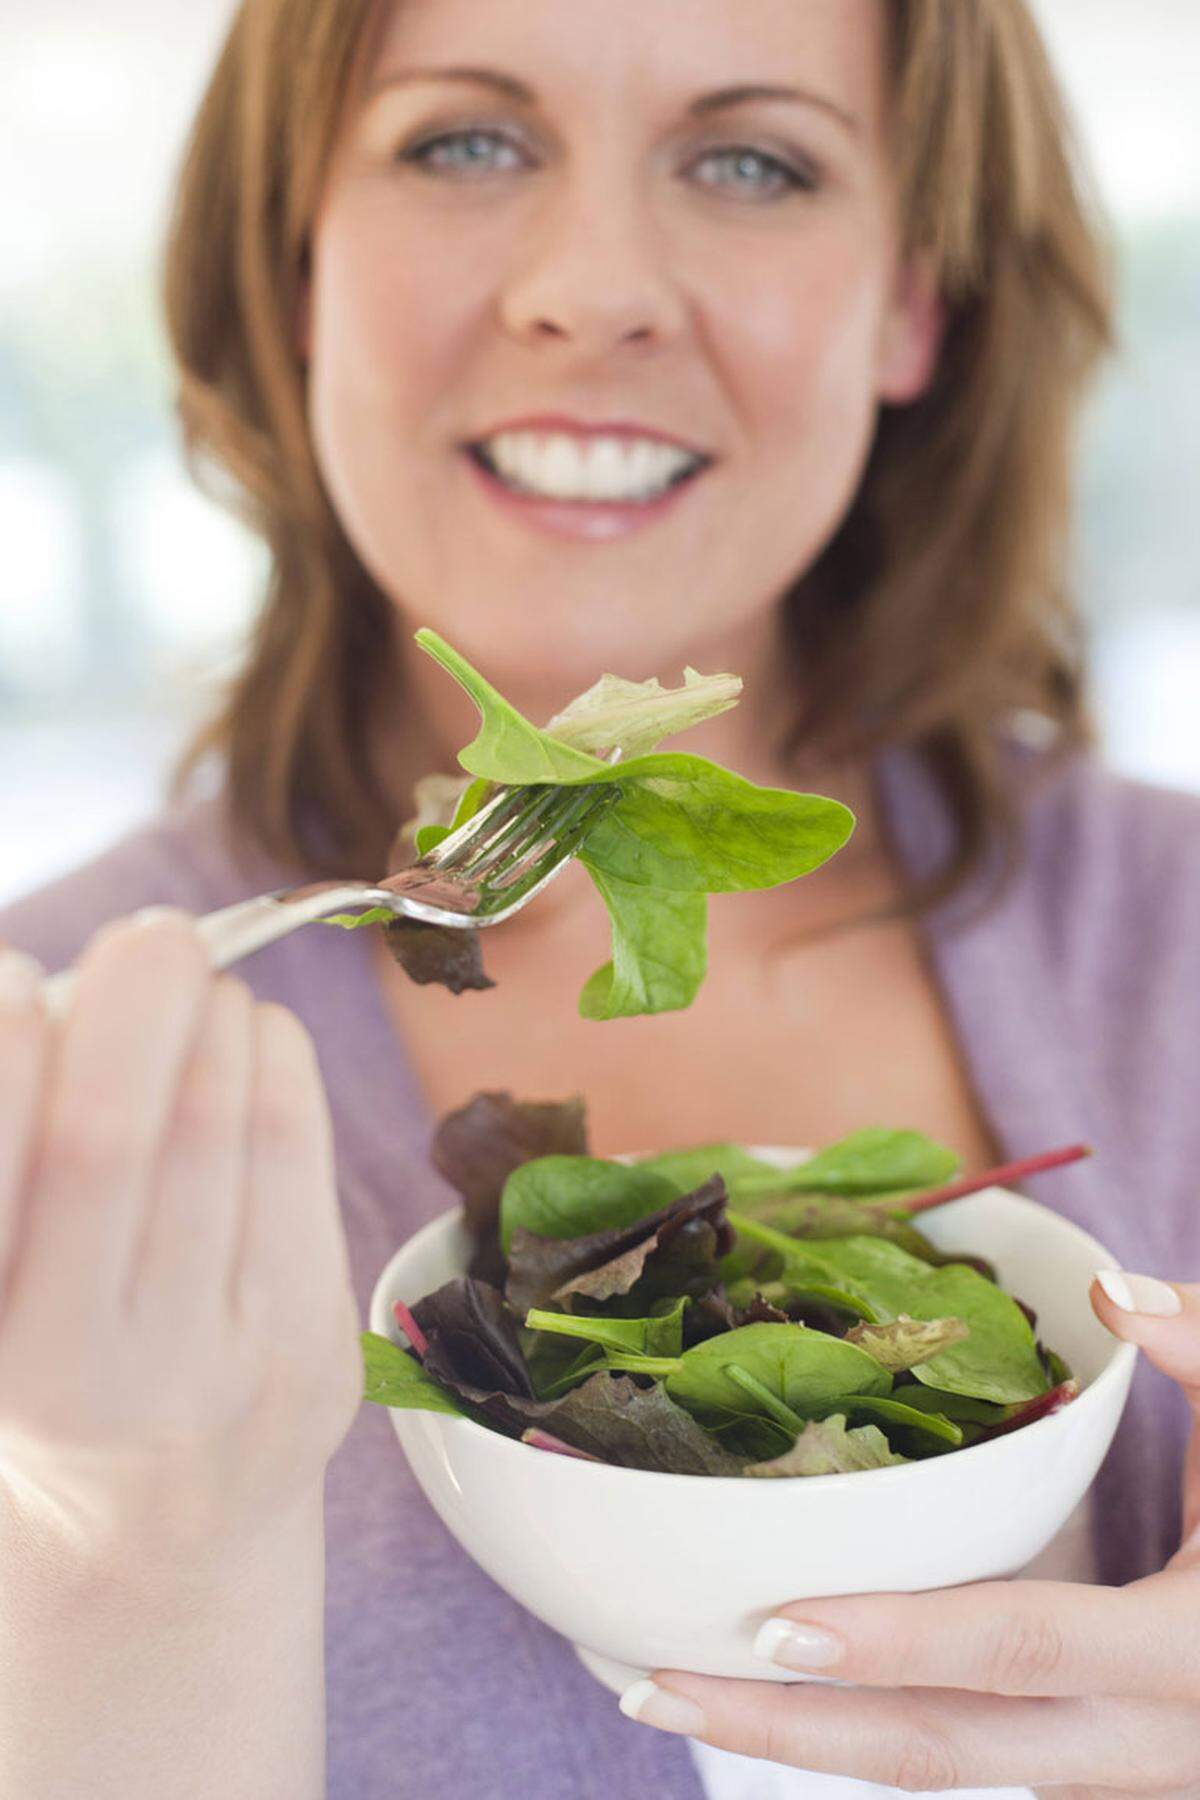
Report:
459,440,711,542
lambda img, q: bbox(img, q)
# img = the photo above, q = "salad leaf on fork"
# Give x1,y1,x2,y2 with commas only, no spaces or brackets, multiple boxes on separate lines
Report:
326,628,855,1018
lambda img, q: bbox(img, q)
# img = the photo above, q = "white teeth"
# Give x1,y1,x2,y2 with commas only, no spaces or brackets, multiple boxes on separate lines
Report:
479,431,703,502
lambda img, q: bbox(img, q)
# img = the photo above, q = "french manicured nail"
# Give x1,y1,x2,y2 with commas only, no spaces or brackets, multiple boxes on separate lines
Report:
618,1679,706,1737
1095,1268,1182,1317
754,1616,844,1669
94,905,182,949
0,949,45,1010
130,905,187,929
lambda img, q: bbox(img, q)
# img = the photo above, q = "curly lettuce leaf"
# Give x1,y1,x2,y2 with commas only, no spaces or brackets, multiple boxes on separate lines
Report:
744,1413,909,1476
543,666,742,759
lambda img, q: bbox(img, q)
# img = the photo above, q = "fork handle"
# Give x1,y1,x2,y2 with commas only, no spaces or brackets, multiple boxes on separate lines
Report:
41,884,380,1021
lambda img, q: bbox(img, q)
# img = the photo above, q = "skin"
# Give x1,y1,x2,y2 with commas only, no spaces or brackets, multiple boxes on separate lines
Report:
295,4,1200,1790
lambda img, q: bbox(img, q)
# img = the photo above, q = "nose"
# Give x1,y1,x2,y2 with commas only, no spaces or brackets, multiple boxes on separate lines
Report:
496,168,689,354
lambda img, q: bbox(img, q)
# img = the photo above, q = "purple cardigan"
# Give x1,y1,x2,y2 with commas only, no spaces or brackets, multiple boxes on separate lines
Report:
1,742,1195,1798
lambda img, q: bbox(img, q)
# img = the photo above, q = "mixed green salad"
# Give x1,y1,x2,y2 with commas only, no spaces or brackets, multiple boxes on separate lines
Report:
323,628,854,1018
361,1093,1087,1477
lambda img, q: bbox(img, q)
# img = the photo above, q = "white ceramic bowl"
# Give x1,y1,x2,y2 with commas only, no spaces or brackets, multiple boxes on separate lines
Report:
368,1149,1137,1696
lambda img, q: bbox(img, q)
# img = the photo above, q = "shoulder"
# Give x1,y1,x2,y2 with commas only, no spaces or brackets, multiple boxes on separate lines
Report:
1022,744,1200,877
0,790,289,975
1014,745,1200,953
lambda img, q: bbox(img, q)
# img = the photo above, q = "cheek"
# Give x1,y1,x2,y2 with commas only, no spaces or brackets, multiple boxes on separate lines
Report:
734,233,887,455
306,195,477,529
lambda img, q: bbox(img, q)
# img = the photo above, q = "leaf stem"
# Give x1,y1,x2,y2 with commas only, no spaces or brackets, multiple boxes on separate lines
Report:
722,1364,806,1436
521,1429,605,1462
600,1354,680,1379
524,1307,605,1344
897,1144,1092,1216
725,1209,803,1257
392,1300,428,1358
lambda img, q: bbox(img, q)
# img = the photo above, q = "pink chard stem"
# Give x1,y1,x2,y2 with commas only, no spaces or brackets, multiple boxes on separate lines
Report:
987,1379,1080,1438
900,1144,1093,1216
521,1429,604,1462
392,1299,429,1358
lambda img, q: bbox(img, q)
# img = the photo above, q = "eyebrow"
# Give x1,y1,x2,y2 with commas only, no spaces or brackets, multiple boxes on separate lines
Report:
364,66,860,135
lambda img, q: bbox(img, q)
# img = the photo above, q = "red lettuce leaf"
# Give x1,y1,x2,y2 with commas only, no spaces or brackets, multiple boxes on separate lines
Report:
504,1174,733,1315
380,915,496,995
410,1277,537,1403
681,1286,791,1346
430,1092,591,1256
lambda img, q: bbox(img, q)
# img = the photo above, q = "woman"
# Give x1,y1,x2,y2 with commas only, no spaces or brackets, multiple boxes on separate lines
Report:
0,1,1197,1794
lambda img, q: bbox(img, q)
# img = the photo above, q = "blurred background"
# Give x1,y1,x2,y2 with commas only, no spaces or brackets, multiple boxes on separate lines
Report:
1,0,1198,905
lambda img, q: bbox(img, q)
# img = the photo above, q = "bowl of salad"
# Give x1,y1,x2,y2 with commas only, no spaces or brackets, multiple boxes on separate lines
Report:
364,1094,1137,1695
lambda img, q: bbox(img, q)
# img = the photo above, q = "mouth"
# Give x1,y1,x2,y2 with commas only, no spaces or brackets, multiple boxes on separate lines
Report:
464,439,714,507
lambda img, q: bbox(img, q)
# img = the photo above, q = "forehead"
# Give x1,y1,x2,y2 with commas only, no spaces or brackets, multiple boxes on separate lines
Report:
360,0,888,126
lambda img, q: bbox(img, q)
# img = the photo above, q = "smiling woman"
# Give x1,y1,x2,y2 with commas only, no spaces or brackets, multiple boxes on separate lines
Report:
2,3,1199,1800
163,0,1108,927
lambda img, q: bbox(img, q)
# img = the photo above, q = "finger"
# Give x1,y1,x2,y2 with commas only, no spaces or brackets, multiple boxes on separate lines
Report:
1038,1790,1200,1800
1090,1273,1200,1393
623,1675,1088,1790
232,1002,347,1327
124,974,255,1318
10,910,212,1315
744,1569,1200,1701
626,1676,1200,1794
1089,1273,1200,1551
0,946,50,1307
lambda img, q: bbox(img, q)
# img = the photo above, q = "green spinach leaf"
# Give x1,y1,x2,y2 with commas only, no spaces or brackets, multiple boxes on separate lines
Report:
360,1330,467,1415
577,756,854,892
499,1156,680,1253
731,1128,960,1197
811,1392,964,1449
601,1320,892,1426
576,862,707,1019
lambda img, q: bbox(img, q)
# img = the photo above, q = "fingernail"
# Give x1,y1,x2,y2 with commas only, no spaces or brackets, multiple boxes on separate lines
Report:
130,905,187,929
1095,1268,1182,1318
618,1679,705,1737
0,948,46,1011
754,1616,844,1669
93,905,182,949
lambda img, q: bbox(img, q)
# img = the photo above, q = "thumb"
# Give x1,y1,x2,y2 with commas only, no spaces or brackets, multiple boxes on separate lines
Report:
1090,1271,1200,1555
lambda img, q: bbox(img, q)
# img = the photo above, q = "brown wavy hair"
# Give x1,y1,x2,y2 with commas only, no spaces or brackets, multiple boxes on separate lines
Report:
162,0,1114,918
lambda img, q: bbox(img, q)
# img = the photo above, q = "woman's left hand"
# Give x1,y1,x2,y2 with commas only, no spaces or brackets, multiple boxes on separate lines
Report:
619,1274,1200,1797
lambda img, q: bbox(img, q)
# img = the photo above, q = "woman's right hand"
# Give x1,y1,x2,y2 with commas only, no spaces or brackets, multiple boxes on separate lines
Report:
0,907,363,1582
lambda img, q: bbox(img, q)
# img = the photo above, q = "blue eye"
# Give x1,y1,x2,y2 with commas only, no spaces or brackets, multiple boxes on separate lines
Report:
399,129,816,199
692,146,815,199
401,128,525,176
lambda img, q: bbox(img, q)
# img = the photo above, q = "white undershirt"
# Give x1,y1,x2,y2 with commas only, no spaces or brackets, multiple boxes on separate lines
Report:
688,1491,1097,1800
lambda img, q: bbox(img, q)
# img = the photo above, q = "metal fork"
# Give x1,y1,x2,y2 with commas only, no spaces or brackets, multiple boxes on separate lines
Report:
42,748,624,1019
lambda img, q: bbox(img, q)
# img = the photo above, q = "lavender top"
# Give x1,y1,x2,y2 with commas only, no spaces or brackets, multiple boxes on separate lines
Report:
1,741,1195,1798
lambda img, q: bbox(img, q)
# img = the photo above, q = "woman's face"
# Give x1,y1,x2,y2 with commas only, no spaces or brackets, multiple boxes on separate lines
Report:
304,0,939,694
